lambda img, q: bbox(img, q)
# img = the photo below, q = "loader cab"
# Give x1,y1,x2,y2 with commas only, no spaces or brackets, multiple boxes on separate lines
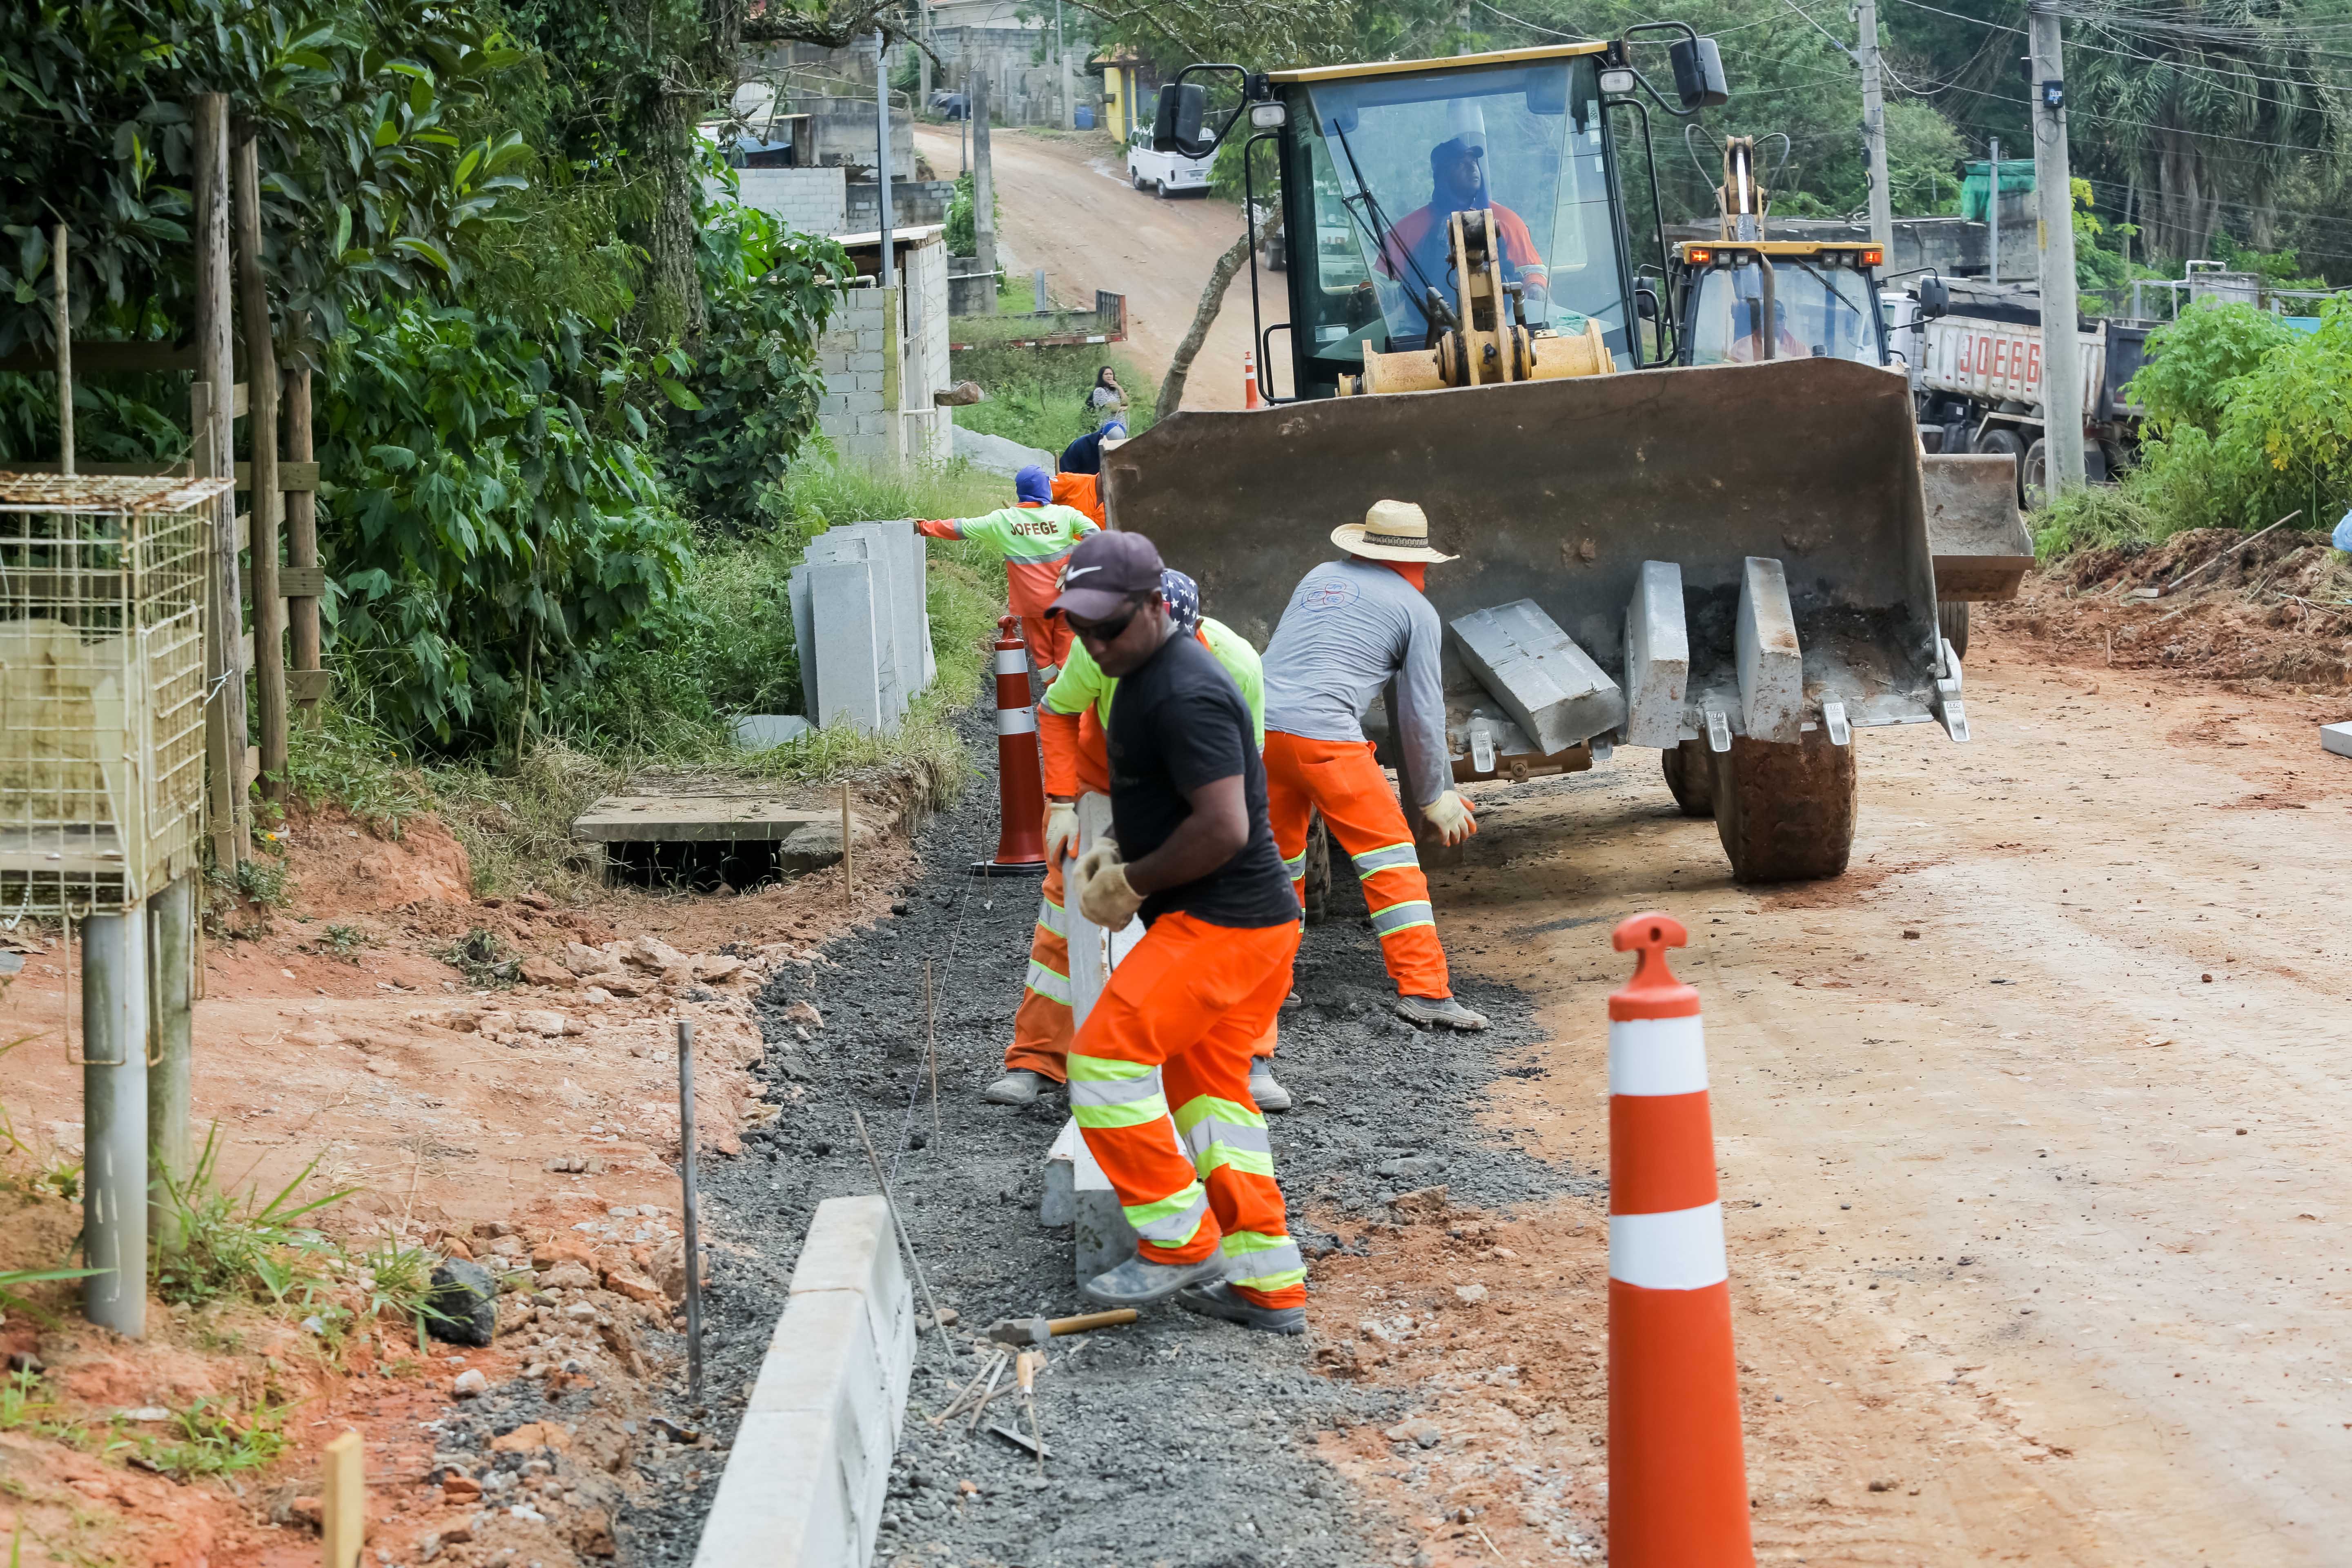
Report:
1667,242,1891,369
1265,48,1640,400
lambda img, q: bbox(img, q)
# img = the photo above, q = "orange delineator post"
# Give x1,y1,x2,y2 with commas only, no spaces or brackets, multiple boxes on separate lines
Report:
1243,347,1261,410
973,615,1049,878
1606,911,1753,1568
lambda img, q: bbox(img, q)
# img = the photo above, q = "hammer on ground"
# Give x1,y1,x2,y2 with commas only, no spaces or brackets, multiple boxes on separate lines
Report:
985,1308,1138,1348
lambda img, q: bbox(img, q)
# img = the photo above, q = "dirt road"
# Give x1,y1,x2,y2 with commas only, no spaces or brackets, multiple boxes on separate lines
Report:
914,123,1288,408
1317,626,2352,1564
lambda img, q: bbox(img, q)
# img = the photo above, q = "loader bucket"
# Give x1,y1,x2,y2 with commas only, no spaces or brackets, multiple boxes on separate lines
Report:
1103,356,1947,745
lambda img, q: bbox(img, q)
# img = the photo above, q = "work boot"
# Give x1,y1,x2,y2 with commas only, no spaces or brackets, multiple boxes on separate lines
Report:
1395,994,1488,1031
982,1068,1051,1106
1249,1057,1294,1114
1176,1280,1307,1336
1080,1251,1229,1308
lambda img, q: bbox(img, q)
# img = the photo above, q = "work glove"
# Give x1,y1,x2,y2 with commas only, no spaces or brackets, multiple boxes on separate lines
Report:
1423,789,1478,846
1074,840,1145,928
1044,800,1079,865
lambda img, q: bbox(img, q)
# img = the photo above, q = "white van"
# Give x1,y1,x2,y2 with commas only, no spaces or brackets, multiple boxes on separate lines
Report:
1127,128,1212,197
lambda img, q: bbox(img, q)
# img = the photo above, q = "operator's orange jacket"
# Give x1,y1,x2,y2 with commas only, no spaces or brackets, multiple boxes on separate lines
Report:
1050,471,1105,528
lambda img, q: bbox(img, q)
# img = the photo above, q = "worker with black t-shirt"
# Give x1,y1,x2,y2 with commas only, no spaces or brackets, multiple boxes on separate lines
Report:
1049,529,1307,1334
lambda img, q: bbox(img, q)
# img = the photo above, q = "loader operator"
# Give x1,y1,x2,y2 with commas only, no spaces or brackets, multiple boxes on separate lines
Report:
985,566,1292,1115
1052,530,1308,1334
1377,135,1548,331
1260,499,1487,1031
919,464,1097,680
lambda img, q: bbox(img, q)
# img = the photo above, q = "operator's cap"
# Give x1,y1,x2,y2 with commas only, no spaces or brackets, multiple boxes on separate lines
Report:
1048,530,1164,621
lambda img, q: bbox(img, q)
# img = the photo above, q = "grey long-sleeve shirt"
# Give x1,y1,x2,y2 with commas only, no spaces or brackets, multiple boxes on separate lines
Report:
1261,558,1450,807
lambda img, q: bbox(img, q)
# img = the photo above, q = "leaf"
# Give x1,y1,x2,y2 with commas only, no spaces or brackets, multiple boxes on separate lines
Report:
368,444,418,471
658,379,704,411
390,236,454,275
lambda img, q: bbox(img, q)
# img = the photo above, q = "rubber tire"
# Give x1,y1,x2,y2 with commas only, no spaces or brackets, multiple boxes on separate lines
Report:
1301,811,1332,926
2022,437,2049,510
1938,599,1970,661
1659,737,1715,818
1709,728,1858,885
1972,425,2027,505
1152,179,1167,199
1131,169,1146,190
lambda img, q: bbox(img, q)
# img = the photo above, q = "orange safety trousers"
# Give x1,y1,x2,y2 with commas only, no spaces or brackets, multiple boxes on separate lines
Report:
1005,712,1273,1078
1068,911,1306,1308
1262,731,1451,1000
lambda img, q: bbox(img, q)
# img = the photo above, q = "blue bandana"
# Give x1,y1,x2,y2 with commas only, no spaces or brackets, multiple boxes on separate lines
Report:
1159,568,1201,637
1015,465,1051,506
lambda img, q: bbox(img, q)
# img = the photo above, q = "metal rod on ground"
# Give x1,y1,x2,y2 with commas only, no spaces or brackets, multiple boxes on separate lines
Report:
676,1018,705,1408
2160,514,2297,595
925,960,940,1136
52,225,71,475
842,783,854,900
847,1105,962,1370
82,907,149,1337
147,875,195,1252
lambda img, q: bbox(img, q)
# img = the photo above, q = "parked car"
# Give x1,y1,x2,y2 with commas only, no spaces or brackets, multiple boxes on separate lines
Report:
929,90,968,121
1127,127,1211,198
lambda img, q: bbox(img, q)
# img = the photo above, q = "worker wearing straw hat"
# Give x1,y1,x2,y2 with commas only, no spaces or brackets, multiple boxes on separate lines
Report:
1258,499,1486,1031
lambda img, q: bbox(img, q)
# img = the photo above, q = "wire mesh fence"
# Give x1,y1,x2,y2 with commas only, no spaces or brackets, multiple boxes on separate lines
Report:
0,474,221,914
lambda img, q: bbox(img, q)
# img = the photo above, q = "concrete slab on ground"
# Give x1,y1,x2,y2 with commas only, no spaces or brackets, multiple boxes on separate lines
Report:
571,795,860,845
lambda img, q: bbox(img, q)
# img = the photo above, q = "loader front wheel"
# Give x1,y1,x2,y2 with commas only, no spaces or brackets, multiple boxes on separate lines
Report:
1659,738,1715,817
1938,599,1970,661
1301,811,1332,925
1710,729,1857,884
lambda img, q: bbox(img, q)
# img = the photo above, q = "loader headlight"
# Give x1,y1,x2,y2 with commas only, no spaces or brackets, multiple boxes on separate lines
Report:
1250,102,1287,129
1599,68,1636,98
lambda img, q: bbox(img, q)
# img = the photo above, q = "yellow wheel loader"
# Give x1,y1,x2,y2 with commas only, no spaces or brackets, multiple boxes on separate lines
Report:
1103,33,2030,883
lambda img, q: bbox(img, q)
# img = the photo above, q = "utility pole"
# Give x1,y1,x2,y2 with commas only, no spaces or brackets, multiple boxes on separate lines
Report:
82,909,149,1338
1057,0,1074,129
1987,136,2001,285
2029,0,2086,496
875,30,895,287
1857,0,1893,254
972,71,998,313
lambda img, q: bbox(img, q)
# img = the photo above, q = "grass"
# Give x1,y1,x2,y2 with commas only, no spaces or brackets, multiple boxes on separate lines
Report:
949,343,1160,457
152,1128,352,1314
433,927,516,987
356,1233,454,1352
133,1394,288,1481
312,923,374,963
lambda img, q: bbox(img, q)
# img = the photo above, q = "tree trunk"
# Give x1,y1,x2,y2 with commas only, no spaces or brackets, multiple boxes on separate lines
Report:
1155,206,1280,421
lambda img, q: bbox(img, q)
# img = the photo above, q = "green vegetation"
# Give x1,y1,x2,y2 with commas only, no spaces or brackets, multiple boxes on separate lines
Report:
434,927,518,987
951,347,1159,457
133,1395,289,1481
152,1131,353,1314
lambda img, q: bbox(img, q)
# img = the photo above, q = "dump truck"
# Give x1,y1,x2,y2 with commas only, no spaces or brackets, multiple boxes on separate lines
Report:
1102,34,2031,883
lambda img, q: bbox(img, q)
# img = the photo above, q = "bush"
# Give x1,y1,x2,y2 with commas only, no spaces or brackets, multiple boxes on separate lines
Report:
950,345,1158,456
2127,300,2297,440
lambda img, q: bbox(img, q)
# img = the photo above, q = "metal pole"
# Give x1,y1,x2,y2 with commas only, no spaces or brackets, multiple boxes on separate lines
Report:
2030,0,2087,496
971,72,997,314
52,225,71,476
1988,137,2001,285
82,908,149,1337
676,1018,705,1407
1858,0,1892,255
1057,0,1072,130
147,875,194,1252
875,30,895,290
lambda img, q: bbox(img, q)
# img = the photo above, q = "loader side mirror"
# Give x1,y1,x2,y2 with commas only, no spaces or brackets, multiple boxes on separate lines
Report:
1918,275,1949,320
1153,82,1209,155
1634,286,1659,322
1669,37,1730,110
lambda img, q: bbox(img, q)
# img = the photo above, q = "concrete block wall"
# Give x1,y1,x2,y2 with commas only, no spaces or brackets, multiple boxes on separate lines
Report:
791,519,934,736
814,234,953,466
691,1196,913,1568
847,179,956,231
733,167,848,236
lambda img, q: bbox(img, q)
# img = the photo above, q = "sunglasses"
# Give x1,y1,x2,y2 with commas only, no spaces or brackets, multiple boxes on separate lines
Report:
1066,595,1150,643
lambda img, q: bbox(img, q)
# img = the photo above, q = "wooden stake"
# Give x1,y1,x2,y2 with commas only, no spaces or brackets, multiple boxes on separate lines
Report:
192,93,247,868
320,1429,363,1568
285,343,322,712
1017,1348,1045,1474
841,783,854,900
51,226,71,476
233,137,287,803
925,959,940,1136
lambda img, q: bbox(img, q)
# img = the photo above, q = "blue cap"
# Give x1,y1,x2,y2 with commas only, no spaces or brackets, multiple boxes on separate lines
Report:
1015,465,1051,506
1100,419,1128,437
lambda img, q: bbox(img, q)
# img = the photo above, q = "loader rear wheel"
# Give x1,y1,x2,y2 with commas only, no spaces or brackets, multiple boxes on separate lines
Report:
1659,738,1715,817
1710,729,1857,885
1938,599,1970,661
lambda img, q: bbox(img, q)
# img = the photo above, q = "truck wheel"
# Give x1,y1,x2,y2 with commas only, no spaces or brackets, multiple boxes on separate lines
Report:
1659,738,1715,817
1131,169,1146,190
2022,438,2049,510
1301,811,1332,925
1938,599,1970,661
1709,729,1857,885
1972,426,2026,503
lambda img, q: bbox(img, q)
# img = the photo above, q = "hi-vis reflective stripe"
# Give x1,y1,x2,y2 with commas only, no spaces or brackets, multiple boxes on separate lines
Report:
1125,1183,1211,1247
1175,1096,1274,1177
1024,958,1071,1005
1034,895,1067,937
1352,840,1420,878
997,704,1039,735
1281,849,1307,879
995,647,1030,675
1068,1056,1167,1128
1368,899,1434,938
1609,1201,1729,1290
1609,1015,1709,1096
1222,1231,1307,1289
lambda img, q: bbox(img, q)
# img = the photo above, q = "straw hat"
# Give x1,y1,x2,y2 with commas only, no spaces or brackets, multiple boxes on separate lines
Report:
1330,499,1457,563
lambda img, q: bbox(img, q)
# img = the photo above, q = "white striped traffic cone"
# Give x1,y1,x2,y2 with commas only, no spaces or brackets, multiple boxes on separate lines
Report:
1243,347,1261,410
1607,910,1753,1567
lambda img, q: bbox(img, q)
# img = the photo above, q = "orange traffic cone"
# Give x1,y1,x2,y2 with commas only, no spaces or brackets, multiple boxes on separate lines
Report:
1607,911,1752,1567
1243,347,1261,410
971,616,1049,878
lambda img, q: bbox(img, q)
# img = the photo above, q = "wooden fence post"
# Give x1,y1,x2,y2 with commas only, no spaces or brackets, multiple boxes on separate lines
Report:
233,138,287,801
285,347,326,716
320,1428,363,1568
192,93,247,869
